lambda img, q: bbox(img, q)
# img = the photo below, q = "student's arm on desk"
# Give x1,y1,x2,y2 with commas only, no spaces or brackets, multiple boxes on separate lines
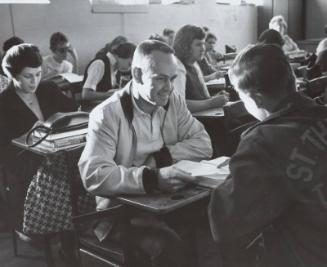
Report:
78,104,195,197
208,137,291,245
82,87,114,101
186,92,229,113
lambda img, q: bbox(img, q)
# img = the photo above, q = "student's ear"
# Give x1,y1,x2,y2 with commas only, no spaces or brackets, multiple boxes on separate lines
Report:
251,92,264,108
133,67,143,85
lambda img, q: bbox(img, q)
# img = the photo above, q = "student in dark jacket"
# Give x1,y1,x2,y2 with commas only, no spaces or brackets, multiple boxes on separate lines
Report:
208,44,327,267
0,44,78,228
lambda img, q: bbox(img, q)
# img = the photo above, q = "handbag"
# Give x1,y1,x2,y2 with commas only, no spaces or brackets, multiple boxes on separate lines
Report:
23,152,95,235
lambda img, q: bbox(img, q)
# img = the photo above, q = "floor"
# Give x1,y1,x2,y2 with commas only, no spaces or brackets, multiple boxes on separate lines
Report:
0,198,221,267
0,226,221,267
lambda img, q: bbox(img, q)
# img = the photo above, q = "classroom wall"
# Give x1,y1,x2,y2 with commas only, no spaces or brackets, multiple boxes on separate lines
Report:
0,0,257,73
305,0,327,39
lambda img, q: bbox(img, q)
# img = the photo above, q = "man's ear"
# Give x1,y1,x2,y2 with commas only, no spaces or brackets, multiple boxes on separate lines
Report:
133,67,143,85
250,91,264,108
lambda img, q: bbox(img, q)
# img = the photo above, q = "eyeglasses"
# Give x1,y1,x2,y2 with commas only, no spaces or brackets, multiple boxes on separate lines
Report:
57,47,70,53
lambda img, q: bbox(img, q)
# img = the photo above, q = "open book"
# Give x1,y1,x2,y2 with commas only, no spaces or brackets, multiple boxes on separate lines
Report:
59,73,84,83
174,156,230,189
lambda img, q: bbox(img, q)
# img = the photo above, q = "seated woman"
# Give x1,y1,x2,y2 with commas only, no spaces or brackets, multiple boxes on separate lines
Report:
203,32,224,67
0,43,78,229
42,32,79,80
269,15,299,54
162,28,175,47
173,24,229,113
81,41,136,105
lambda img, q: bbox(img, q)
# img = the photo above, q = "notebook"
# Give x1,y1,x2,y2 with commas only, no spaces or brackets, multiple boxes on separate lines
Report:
174,157,230,188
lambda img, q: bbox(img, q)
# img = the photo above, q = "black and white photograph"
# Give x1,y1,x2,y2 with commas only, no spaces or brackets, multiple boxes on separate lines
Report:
0,0,326,266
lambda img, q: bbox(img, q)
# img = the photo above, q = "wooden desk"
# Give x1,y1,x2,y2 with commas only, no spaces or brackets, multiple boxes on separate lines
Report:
116,185,210,215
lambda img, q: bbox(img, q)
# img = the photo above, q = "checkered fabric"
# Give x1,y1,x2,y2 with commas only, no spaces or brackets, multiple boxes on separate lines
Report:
23,152,95,235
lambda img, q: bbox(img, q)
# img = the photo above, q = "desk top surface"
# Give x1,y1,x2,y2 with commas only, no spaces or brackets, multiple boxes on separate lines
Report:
193,107,224,118
117,185,210,215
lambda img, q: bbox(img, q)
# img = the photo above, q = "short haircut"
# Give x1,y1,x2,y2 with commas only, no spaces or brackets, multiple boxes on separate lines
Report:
132,40,174,71
205,33,217,42
228,44,296,97
112,42,136,59
163,28,174,37
3,36,24,53
50,32,69,52
2,43,42,78
258,29,284,48
173,24,206,63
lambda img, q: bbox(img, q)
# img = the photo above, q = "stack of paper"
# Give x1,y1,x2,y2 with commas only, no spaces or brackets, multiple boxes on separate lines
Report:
174,156,230,188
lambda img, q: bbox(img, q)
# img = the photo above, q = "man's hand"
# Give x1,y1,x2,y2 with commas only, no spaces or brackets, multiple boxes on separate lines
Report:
158,166,194,193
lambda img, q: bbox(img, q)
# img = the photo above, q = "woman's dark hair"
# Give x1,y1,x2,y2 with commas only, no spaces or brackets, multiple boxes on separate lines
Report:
258,29,284,48
50,32,69,52
205,33,217,42
3,36,24,53
112,42,136,59
95,35,128,58
2,43,42,78
173,24,206,63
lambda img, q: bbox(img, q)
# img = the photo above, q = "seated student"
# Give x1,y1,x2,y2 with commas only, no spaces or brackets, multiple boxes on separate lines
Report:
203,32,224,67
78,40,212,266
209,44,327,267
173,24,229,113
0,36,24,92
0,43,78,230
81,42,136,102
269,15,299,54
257,28,284,48
162,28,175,47
42,32,78,80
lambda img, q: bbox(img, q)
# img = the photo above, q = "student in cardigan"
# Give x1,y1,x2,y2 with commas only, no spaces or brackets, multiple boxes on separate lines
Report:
42,32,78,80
79,40,212,266
269,15,299,54
81,42,136,104
173,24,229,113
0,44,78,234
209,44,327,267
